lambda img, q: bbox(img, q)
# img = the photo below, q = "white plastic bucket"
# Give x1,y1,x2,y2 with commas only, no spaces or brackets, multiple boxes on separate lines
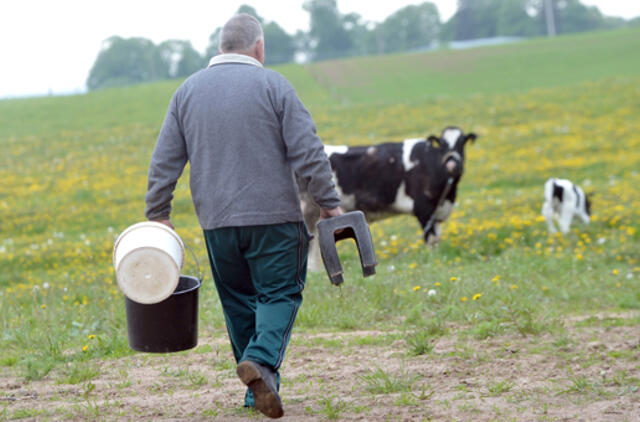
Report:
113,221,185,304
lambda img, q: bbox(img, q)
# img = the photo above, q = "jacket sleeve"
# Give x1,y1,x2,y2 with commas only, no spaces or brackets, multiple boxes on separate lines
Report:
279,89,341,209
144,93,188,220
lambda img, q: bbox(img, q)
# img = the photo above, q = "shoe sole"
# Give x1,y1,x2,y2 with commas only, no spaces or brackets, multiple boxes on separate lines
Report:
237,361,284,419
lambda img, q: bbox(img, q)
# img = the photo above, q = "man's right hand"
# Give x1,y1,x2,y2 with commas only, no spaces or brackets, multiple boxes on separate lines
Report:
153,219,175,230
319,206,344,221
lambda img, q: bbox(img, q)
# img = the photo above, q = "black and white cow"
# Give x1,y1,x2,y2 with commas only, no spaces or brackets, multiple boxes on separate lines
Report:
300,126,477,271
542,178,592,234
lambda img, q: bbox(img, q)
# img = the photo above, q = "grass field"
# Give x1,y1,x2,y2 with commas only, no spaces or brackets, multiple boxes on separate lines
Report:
1,28,639,420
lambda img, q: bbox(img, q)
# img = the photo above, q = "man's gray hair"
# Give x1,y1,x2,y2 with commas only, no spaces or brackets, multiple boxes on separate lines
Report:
219,14,264,53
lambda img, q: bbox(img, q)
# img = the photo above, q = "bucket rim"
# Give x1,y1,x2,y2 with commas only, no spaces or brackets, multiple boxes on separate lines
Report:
174,275,202,296
113,221,185,269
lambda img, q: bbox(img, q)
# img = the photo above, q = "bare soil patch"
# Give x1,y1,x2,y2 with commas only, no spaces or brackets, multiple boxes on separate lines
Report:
2,312,639,421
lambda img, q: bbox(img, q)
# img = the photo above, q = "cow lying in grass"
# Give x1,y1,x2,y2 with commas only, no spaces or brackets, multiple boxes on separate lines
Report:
300,127,477,271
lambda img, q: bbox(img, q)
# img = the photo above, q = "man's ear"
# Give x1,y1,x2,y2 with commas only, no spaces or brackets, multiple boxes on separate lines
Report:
254,39,265,64
465,133,477,144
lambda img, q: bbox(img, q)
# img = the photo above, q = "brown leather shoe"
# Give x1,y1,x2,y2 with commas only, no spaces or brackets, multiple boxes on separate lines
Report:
236,360,284,418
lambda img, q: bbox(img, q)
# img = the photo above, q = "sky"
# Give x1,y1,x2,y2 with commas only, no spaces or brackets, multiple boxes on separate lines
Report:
0,0,638,99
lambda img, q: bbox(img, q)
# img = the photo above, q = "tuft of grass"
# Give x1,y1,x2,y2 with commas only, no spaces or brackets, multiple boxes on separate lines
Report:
11,408,48,419
21,355,56,381
0,354,18,367
487,380,515,396
57,362,101,385
470,320,505,340
161,367,208,388
359,366,419,394
318,396,348,420
559,371,593,395
407,330,436,356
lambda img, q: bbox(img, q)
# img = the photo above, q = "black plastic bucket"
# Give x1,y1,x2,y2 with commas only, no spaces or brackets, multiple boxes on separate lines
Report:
124,274,201,353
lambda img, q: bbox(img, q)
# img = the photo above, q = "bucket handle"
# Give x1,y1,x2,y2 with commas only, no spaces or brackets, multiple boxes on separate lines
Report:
184,243,204,282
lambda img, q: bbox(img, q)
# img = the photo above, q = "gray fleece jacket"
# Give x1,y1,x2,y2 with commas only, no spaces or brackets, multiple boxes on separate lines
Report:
144,54,340,230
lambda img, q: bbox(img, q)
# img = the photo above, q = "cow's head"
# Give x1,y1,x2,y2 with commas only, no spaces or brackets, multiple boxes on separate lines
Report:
429,127,476,179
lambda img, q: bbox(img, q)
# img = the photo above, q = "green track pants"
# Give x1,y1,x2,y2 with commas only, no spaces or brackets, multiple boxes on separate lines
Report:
203,222,310,371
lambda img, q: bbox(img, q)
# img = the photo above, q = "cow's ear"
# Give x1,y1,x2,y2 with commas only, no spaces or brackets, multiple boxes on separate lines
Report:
465,133,477,144
427,135,441,148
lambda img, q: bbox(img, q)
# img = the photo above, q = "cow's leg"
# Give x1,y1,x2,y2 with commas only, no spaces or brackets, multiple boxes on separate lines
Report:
301,195,323,272
541,201,557,234
557,206,573,235
578,211,590,225
413,196,438,245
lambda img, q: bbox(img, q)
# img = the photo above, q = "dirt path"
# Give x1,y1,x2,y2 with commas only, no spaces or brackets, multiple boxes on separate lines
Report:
2,313,639,421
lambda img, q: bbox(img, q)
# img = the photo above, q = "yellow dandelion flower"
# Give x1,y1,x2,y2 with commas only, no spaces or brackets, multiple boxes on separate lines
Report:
460,296,468,302
576,254,583,260
510,284,518,290
612,269,619,275
82,345,88,352
634,267,639,273
542,286,549,292
450,277,458,282
41,304,46,309
472,293,482,301
492,275,500,282
616,283,622,288
409,263,417,269
413,285,421,291
88,334,96,340
434,282,441,287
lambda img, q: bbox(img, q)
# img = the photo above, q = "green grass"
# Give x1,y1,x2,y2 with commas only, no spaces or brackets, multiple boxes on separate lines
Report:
359,367,419,394
0,27,639,383
303,28,640,104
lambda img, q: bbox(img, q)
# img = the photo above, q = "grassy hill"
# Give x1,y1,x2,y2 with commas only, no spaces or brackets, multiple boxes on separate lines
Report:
299,28,640,104
0,27,638,417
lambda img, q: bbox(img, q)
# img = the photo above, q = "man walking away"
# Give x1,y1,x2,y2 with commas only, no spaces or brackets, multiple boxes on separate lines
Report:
144,13,343,419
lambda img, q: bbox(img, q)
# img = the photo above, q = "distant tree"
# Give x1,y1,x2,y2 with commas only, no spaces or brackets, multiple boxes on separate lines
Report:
292,29,312,62
496,0,539,37
263,22,296,64
87,36,168,90
237,4,264,23
157,40,203,78
528,0,616,35
303,0,354,60
377,2,441,53
454,0,475,40
344,14,378,56
552,0,606,33
628,16,640,27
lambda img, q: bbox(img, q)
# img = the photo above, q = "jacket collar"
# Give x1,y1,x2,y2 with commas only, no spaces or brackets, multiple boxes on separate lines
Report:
208,53,263,68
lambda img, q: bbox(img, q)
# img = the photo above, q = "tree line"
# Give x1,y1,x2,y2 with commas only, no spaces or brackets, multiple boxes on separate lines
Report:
87,0,638,91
